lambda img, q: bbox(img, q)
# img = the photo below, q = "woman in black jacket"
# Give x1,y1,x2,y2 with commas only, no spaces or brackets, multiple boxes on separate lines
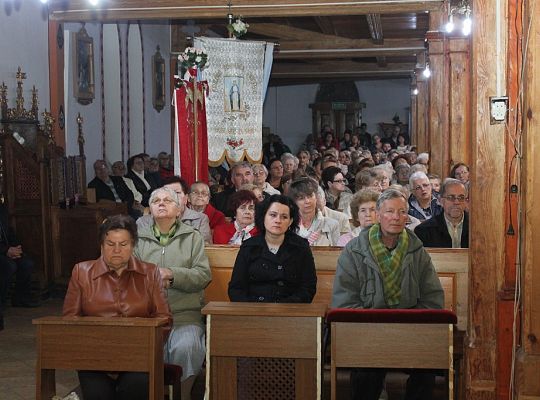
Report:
228,194,317,303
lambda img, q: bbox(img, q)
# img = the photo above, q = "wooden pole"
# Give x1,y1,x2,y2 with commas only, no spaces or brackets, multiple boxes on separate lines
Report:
192,75,199,182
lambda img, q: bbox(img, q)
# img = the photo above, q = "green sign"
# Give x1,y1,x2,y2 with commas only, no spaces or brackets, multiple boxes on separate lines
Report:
332,102,347,110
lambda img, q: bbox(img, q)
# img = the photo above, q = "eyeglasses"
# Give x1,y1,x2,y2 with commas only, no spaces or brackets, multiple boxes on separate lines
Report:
333,179,347,184
190,191,209,197
442,195,468,202
413,183,431,191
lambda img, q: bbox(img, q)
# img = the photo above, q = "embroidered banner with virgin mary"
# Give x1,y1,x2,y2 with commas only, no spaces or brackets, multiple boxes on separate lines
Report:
194,37,267,165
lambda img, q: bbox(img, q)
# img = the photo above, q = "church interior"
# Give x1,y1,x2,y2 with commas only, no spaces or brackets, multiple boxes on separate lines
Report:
0,0,539,399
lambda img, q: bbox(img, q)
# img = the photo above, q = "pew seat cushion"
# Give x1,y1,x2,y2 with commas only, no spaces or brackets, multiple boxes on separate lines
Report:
326,308,457,324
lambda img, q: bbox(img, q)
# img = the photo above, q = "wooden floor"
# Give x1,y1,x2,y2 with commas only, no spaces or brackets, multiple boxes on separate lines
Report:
0,298,448,400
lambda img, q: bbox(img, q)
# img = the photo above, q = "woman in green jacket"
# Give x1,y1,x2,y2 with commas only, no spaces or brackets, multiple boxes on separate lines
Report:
135,187,211,400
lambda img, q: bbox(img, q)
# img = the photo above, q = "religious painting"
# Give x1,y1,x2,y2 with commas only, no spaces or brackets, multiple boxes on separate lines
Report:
73,25,95,105
224,76,244,112
152,46,165,112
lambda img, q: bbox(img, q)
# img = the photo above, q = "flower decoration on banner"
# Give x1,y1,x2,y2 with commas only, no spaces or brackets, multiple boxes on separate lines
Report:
227,16,249,38
178,47,208,70
174,47,208,88
226,137,244,149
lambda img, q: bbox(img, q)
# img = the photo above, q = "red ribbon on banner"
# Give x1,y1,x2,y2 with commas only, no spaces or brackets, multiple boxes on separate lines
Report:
174,71,209,186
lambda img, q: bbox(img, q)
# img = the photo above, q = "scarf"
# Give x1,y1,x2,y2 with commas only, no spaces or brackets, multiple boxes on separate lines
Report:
298,211,323,245
152,222,178,246
368,223,409,307
229,221,255,245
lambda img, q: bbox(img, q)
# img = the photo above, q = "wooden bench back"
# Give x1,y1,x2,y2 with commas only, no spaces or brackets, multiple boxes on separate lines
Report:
204,245,469,330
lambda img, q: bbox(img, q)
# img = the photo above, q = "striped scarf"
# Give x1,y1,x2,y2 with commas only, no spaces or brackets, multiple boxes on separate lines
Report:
368,223,409,307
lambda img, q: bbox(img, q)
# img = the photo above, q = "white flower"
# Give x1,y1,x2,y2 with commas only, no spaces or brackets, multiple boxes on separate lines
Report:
195,56,202,63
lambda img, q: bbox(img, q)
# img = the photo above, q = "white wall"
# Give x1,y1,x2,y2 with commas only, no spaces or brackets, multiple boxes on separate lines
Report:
0,1,49,112
64,21,171,182
262,79,411,153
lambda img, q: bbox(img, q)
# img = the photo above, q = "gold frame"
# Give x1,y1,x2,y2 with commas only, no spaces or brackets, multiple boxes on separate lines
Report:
152,46,166,112
73,25,95,105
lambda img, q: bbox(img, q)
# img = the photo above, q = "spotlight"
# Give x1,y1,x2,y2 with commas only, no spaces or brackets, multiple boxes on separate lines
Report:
412,87,419,96
423,64,431,79
88,0,99,6
462,14,472,36
445,15,454,33
40,0,48,3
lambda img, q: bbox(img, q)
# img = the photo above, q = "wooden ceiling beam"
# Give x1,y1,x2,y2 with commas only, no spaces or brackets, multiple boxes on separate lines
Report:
279,38,425,51
314,17,337,36
48,0,444,21
275,48,422,59
366,14,384,44
272,61,415,75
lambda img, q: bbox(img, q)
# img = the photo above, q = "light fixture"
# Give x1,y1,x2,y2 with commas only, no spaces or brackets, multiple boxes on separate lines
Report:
88,0,99,6
444,0,472,36
40,0,48,4
462,12,472,36
423,63,431,78
412,87,419,96
445,15,454,33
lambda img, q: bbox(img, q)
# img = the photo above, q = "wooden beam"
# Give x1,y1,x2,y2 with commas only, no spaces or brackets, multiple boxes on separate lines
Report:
275,48,423,60
271,61,414,79
279,38,425,51
314,16,336,36
48,0,445,21
366,13,384,44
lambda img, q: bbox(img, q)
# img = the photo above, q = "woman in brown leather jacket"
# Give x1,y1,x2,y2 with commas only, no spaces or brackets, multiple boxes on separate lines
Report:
63,214,171,400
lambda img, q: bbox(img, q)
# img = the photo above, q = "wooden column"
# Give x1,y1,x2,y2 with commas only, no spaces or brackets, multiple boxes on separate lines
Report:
413,74,429,153
426,32,448,179
447,37,471,170
467,0,508,399
48,20,65,149
516,0,540,396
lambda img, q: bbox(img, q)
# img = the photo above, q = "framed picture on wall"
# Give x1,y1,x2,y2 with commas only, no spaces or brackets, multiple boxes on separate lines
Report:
73,25,95,105
152,46,165,112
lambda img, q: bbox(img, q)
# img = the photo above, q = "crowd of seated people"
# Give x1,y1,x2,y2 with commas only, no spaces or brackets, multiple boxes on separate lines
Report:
52,130,469,399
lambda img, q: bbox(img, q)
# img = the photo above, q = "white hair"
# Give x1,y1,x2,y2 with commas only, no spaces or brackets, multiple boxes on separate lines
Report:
417,152,429,163
409,171,429,187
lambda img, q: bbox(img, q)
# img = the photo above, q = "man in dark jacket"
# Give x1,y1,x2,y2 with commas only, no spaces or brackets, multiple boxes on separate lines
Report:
415,178,469,248
88,160,139,219
0,204,38,309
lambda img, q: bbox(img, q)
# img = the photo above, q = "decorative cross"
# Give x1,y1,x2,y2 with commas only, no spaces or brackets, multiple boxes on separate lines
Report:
16,67,27,84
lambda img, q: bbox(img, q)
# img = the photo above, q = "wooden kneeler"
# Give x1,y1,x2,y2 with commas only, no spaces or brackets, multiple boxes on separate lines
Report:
326,309,457,400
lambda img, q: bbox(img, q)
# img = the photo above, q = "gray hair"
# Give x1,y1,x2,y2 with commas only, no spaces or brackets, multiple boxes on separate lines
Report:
230,161,253,174
409,171,429,187
281,152,299,167
376,188,408,211
410,163,428,175
190,181,210,193
251,163,268,175
149,187,180,207
417,152,429,163
440,178,468,197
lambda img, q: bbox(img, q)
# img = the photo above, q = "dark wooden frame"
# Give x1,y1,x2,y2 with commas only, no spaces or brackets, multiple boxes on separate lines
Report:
152,47,166,112
73,25,95,105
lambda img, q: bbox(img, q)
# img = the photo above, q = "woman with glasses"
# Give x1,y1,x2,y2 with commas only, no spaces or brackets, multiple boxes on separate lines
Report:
213,190,260,245
252,164,280,196
134,187,211,400
321,166,353,215
288,177,340,246
188,181,225,230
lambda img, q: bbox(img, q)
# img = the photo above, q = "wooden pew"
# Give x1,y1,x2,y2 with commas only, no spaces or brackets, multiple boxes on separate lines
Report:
204,245,469,331
33,316,168,400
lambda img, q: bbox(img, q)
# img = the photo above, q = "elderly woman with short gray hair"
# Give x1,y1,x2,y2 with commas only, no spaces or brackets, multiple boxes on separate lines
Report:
134,187,211,400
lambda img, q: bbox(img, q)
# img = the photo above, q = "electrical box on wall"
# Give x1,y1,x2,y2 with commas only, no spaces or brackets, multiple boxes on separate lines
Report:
490,96,509,124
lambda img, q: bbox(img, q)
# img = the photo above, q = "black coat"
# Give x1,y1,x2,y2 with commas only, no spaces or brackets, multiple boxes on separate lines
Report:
88,176,134,205
414,211,469,248
125,170,158,207
228,232,317,303
210,187,235,217
0,204,19,255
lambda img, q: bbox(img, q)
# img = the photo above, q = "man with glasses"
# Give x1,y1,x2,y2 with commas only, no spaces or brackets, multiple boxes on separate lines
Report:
414,178,469,248
408,171,442,221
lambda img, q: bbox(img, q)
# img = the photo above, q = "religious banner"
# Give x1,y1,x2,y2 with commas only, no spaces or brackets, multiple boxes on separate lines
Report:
173,48,209,185
194,37,266,165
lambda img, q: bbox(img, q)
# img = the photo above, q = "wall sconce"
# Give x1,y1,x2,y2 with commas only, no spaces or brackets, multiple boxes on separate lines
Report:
423,63,431,78
445,0,472,36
